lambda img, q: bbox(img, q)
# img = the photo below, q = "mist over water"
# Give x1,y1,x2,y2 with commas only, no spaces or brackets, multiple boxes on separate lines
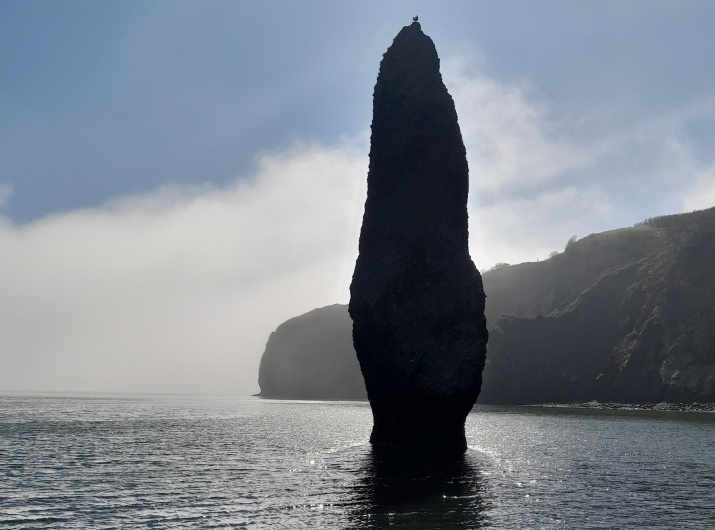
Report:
1,394,713,528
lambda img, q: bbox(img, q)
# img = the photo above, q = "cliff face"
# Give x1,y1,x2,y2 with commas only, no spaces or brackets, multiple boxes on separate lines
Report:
257,304,366,400
478,207,715,404
348,22,488,453
256,207,715,405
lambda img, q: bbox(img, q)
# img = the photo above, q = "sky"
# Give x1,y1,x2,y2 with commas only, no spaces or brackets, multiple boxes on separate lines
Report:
2,0,715,395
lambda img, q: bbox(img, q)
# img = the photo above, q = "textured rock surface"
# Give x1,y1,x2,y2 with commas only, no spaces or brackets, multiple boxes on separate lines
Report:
479,207,715,405
348,22,488,453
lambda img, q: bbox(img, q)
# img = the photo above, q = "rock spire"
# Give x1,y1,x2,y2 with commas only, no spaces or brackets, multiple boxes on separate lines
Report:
349,22,488,454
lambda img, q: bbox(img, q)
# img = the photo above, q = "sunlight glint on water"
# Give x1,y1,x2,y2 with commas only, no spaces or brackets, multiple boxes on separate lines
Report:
1,395,713,528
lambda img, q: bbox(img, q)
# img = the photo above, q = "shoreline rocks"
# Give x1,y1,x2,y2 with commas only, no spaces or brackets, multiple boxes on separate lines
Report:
532,401,715,412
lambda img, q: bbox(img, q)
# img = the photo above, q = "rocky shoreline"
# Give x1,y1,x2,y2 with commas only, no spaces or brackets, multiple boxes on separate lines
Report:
533,401,715,412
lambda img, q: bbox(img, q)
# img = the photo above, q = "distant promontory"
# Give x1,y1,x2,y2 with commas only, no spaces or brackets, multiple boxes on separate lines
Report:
257,304,366,400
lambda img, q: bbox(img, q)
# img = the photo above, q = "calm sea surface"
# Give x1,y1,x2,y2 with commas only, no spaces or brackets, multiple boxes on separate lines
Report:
1,394,713,529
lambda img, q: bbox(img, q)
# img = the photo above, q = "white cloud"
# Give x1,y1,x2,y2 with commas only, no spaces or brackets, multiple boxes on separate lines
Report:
443,52,610,267
682,165,715,211
468,186,615,269
651,135,715,213
0,183,13,207
443,54,591,197
444,51,715,267
0,140,367,395
0,58,613,396
3,49,714,396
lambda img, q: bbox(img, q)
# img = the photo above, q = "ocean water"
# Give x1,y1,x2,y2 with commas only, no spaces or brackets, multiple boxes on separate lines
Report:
1,394,713,529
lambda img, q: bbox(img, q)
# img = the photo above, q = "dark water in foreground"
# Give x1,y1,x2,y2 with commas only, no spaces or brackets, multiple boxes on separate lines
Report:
1,395,713,528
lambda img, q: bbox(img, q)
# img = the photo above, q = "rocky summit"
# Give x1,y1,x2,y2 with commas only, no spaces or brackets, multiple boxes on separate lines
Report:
348,22,489,454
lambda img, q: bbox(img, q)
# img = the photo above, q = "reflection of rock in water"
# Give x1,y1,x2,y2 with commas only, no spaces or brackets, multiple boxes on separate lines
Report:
349,21,488,454
349,449,489,529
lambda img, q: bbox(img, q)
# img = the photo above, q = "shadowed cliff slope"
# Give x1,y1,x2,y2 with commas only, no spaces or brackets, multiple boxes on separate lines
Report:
480,207,715,404
258,304,366,400
257,207,715,404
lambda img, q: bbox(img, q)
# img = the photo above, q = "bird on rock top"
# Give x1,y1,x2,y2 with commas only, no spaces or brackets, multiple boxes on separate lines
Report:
413,15,418,22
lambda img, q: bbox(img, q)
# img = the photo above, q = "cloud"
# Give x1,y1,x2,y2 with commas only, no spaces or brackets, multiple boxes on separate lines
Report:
0,140,367,395
444,50,715,268
443,55,591,199
651,133,715,213
444,52,610,267
682,165,715,211
469,186,615,269
3,48,715,396
0,57,614,396
0,183,13,208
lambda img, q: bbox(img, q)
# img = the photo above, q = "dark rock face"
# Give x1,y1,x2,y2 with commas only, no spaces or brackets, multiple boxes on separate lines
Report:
348,23,488,454
258,305,366,400
479,207,715,405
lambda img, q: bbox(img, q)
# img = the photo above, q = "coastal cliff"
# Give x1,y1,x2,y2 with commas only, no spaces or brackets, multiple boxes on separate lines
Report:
480,207,715,404
257,207,715,404
258,304,366,400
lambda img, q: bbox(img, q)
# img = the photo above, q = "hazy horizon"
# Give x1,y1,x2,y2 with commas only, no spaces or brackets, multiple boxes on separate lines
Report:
2,1,715,395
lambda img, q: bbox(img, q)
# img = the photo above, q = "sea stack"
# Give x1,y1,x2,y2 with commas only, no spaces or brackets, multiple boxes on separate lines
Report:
349,22,488,454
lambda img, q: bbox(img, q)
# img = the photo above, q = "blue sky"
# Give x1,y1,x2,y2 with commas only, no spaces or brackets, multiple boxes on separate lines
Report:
2,1,714,394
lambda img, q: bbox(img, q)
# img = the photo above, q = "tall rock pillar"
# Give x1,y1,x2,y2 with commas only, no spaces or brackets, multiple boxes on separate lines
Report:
349,22,488,454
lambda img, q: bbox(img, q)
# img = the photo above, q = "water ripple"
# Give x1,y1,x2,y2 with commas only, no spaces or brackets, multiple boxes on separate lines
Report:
1,396,713,528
